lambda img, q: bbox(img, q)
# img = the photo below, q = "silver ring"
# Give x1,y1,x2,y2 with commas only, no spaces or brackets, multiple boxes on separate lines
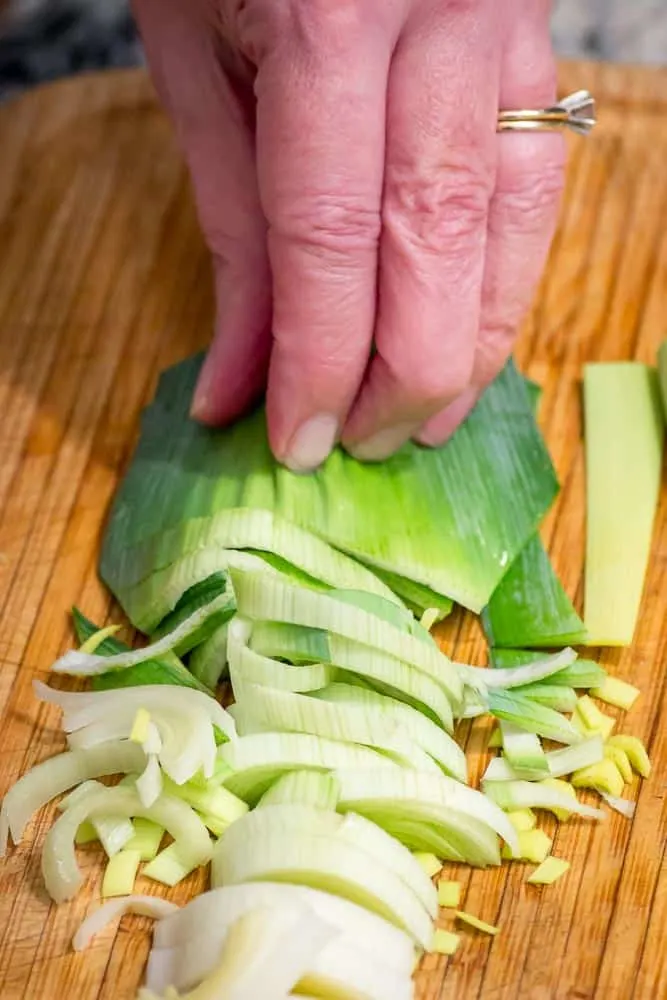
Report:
497,90,596,136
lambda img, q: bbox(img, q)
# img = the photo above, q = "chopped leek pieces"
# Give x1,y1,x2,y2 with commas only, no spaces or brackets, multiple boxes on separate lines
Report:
583,362,665,646
100,355,558,624
526,857,570,885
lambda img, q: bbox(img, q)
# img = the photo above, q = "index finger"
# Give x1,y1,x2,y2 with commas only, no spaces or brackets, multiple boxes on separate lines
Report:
253,8,399,471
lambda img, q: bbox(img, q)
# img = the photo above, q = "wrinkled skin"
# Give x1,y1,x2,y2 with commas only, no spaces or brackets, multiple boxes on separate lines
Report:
133,0,564,470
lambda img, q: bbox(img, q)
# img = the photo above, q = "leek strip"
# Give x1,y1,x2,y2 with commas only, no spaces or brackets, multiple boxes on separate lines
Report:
229,569,463,706
378,819,469,865
607,735,651,778
258,771,340,811
487,689,582,745
54,591,236,677
489,648,606,688
218,732,397,804
502,829,552,863
334,768,518,855
214,828,434,948
124,818,165,861
309,682,466,780
572,760,624,797
0,740,145,855
591,676,640,711
72,607,213,695
460,649,577,691
251,622,455,731
143,840,214,887
483,736,604,782
437,881,462,908
102,849,142,898
431,929,460,956
604,745,633,784
59,780,137,856
155,883,416,975
601,793,636,818
41,787,212,903
80,624,123,653
228,633,333,694
482,535,586,648
482,779,604,820
230,679,444,776
500,723,548,774
526,857,570,885
509,683,577,713
584,363,665,646
506,809,536,832
161,775,248,824
150,572,235,655
188,623,229,690
414,852,443,878
455,911,499,936
219,804,438,917
73,896,179,952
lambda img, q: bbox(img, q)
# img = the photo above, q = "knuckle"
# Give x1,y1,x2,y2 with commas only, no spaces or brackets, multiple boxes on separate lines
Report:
386,354,472,407
271,192,381,259
384,154,494,255
498,156,565,232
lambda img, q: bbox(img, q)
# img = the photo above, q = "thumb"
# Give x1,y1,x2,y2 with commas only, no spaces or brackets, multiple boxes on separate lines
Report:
133,0,271,425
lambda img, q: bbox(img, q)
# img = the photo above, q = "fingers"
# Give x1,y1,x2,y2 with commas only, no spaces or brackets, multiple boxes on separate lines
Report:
251,5,400,471
418,0,564,446
132,0,272,426
341,0,502,461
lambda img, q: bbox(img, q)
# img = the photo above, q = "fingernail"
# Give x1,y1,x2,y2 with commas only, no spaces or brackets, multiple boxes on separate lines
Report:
283,413,339,472
345,422,416,462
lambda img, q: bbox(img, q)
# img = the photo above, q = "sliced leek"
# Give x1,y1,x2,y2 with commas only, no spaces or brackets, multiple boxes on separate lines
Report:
583,362,665,646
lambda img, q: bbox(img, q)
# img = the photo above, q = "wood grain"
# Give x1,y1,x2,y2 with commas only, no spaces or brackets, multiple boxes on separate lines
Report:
0,61,665,1000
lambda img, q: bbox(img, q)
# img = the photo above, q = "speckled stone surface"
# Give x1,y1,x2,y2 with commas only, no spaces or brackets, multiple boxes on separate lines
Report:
0,0,665,101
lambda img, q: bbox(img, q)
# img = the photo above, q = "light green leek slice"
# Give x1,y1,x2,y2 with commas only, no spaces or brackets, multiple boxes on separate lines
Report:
482,535,587,648
101,849,141,898
483,736,604,783
58,779,136,857
590,676,640,711
607,735,651,778
455,911,499,936
54,589,236,677
188,624,229,689
583,362,665,646
526,857,570,885
482,779,604,821
437,881,462,908
259,771,339,811
72,607,213,696
309,683,466,780
414,852,443,878
487,689,582,745
230,568,463,707
489,648,607,689
161,775,249,826
431,929,460,955
378,819,468,864
506,809,536,832
574,695,615,740
214,824,435,948
501,828,552,864
500,723,548,774
124,817,165,861
604,745,633,784
510,682,577,713
572,759,624,797
251,622,455,731
80,624,123,653
143,839,214,887
229,634,333,694
101,356,558,621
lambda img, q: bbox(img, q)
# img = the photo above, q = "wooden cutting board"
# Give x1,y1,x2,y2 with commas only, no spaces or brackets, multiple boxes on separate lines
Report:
0,60,665,1000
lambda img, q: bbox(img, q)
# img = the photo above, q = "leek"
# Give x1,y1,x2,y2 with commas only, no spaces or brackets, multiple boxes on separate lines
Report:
414,852,443,878
101,355,558,621
572,760,624,798
483,736,604,783
101,848,141,898
258,771,340,811
143,839,213,887
590,676,640,711
72,607,212,695
455,911,499,936
526,857,570,885
604,745,633,784
509,682,577,713
73,896,179,952
506,809,536,832
583,362,664,646
489,648,606,689
437,881,462,908
482,779,605,820
500,723,548,774
188,623,229,689
431,929,460,955
606,735,651,778
502,829,552,864
482,535,586,648
574,695,615,740
124,817,165,861
487,689,582,745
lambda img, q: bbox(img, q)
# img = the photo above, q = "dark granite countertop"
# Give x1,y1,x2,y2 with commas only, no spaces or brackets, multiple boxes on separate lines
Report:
0,0,665,103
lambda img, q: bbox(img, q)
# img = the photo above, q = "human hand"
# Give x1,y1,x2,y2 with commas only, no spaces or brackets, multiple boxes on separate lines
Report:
133,0,564,470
